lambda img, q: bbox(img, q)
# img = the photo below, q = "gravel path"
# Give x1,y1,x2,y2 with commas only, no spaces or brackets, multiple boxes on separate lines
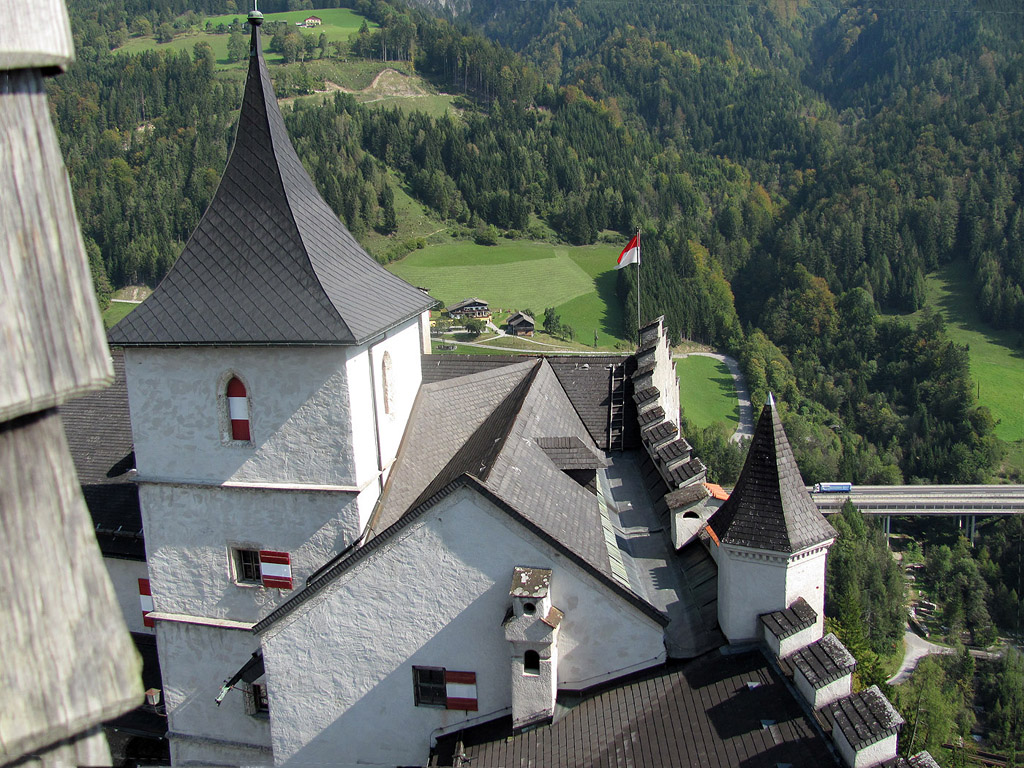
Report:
887,628,954,685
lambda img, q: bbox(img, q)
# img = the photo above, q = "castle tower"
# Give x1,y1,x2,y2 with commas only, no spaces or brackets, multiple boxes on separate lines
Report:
707,395,836,643
107,11,433,764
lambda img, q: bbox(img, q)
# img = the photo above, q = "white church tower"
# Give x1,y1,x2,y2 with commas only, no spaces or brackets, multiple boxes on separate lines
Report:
706,395,836,644
107,11,433,764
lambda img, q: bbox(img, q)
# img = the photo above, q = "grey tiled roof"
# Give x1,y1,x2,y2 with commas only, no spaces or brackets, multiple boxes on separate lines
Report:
637,405,665,427
535,436,605,470
420,355,630,450
372,360,615,581
58,350,143,559
760,596,817,640
447,298,488,311
657,437,691,464
708,400,835,553
432,650,831,767
634,386,659,406
642,420,677,444
668,457,705,486
790,633,855,688
506,311,534,326
826,685,904,749
108,28,431,347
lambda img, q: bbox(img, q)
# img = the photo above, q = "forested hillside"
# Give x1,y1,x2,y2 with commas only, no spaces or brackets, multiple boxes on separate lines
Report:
56,0,1019,485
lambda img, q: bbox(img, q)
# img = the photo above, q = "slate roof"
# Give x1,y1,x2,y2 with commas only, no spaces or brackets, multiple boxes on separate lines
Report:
668,456,705,486
431,650,832,767
506,311,534,326
420,354,632,451
59,350,143,559
760,596,817,641
107,22,431,347
657,437,691,464
535,436,605,470
642,420,677,444
708,399,835,553
826,685,904,750
637,405,665,428
789,633,855,688
634,386,659,407
374,360,615,576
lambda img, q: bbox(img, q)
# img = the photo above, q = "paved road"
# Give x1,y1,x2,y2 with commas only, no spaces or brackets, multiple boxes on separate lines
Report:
887,628,953,685
674,352,754,444
812,485,1024,516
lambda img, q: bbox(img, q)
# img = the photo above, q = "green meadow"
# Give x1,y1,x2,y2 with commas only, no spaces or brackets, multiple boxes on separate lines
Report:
676,356,740,430
902,260,1024,445
385,241,629,349
116,9,374,68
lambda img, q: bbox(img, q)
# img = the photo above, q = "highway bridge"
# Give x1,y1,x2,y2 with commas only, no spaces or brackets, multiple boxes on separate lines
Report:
810,485,1024,541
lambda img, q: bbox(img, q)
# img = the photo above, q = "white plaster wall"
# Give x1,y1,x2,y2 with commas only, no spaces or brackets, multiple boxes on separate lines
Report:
157,621,271,763
833,726,898,768
718,545,789,642
170,736,272,768
125,346,361,486
794,669,851,710
419,309,432,354
778,623,821,658
140,483,361,621
653,334,680,432
353,319,422,488
784,545,831,639
104,557,152,635
261,487,665,767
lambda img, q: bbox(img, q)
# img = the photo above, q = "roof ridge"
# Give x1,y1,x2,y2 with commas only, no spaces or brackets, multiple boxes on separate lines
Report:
409,360,541,509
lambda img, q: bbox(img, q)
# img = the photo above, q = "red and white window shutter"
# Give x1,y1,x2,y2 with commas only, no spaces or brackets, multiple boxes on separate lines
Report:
227,377,250,441
445,671,478,711
259,550,293,589
138,578,154,628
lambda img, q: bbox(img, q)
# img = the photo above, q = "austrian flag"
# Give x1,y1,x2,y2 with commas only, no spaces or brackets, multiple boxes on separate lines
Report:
616,233,640,269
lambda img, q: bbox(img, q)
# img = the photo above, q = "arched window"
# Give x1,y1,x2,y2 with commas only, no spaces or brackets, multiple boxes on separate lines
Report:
381,351,394,416
227,377,250,441
524,650,540,676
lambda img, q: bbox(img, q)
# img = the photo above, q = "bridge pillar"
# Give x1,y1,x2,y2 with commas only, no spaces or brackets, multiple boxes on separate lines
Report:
970,515,977,546
884,515,891,546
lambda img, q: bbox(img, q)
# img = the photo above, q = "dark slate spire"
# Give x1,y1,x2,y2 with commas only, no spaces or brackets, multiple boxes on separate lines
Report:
708,395,835,553
109,13,432,347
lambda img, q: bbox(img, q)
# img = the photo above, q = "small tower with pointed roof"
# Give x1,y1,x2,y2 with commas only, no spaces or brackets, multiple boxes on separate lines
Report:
707,394,836,643
107,11,433,764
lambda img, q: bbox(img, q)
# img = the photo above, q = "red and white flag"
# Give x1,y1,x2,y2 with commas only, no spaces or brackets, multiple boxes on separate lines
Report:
616,233,640,269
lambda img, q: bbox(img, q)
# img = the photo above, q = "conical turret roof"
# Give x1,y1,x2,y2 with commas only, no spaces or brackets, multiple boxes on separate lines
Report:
109,17,432,346
708,396,835,553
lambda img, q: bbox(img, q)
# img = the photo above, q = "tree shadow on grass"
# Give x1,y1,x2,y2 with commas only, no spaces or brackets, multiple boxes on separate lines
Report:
594,269,625,339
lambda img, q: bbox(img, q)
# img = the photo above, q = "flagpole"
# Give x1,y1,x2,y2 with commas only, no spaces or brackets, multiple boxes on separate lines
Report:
636,229,641,344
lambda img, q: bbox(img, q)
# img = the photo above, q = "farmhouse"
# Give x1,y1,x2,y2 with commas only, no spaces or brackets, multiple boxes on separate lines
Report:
505,310,534,336
77,10,940,768
303,15,321,26
446,297,490,319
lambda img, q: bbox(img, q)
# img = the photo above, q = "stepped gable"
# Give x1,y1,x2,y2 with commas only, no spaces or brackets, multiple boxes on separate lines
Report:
826,685,904,750
708,396,835,553
789,633,856,689
760,596,817,641
108,15,431,347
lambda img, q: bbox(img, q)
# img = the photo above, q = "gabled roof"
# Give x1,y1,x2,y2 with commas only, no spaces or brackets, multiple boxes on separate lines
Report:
448,297,488,311
708,397,835,553
826,685,904,749
254,359,668,633
790,633,856,688
760,596,817,640
108,20,431,347
506,311,534,325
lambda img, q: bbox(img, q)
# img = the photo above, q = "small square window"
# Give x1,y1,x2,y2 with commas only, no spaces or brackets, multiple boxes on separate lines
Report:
244,682,270,716
234,549,261,585
413,666,446,707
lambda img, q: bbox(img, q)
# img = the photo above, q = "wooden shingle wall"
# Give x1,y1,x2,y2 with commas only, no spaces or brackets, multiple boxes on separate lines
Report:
1,5,143,764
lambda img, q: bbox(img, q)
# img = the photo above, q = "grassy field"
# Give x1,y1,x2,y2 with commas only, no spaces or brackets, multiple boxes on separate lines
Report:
676,356,740,430
102,301,138,329
116,9,374,68
899,261,1024,445
386,241,629,349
